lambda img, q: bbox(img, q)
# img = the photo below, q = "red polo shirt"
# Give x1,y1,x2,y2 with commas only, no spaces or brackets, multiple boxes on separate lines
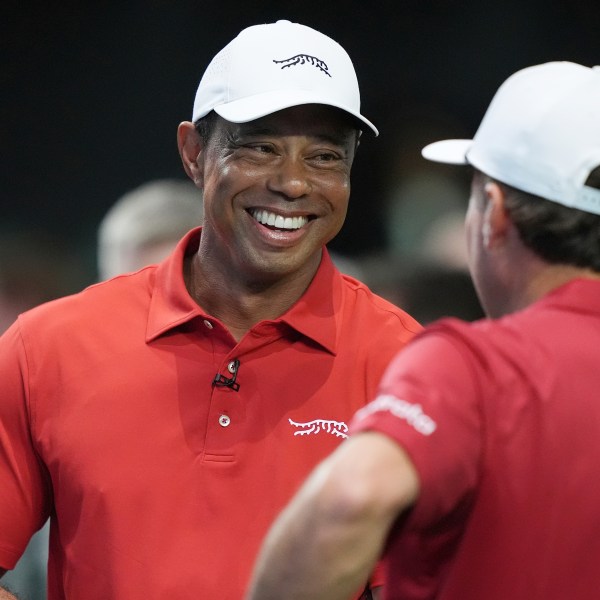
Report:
0,228,420,599
352,278,600,600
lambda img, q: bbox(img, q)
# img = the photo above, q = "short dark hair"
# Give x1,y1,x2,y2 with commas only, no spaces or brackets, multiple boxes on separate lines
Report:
193,110,219,145
490,167,600,272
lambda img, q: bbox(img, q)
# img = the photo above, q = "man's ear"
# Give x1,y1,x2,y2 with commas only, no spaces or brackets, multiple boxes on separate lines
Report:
177,121,204,187
482,181,510,248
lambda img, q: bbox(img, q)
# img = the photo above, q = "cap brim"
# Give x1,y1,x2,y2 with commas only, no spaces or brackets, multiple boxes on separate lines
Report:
421,139,472,164
214,90,379,136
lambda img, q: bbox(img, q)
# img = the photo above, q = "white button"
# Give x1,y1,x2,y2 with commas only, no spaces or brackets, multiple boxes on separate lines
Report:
227,360,237,373
203,320,213,329
219,414,231,427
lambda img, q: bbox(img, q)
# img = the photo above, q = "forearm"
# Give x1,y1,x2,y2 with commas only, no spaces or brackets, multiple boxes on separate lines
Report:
247,432,419,600
249,487,387,599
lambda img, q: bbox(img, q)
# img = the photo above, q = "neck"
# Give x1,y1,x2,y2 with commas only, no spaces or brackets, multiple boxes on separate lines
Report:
184,251,321,342
517,263,600,311
496,254,600,318
482,220,600,318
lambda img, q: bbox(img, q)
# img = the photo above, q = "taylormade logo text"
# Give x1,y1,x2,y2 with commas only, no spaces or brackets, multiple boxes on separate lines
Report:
355,395,437,436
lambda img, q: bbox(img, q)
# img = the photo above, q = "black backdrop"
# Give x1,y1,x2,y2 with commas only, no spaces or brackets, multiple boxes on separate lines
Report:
3,0,598,279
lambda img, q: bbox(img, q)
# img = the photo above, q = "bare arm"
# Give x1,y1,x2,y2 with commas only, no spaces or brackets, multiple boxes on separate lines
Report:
246,431,420,600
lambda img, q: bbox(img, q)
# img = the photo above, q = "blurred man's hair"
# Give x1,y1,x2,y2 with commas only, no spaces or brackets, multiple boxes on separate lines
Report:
478,167,600,272
98,179,203,280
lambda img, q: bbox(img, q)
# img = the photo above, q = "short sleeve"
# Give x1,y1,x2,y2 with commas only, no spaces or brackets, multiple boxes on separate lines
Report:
351,326,483,528
0,321,50,569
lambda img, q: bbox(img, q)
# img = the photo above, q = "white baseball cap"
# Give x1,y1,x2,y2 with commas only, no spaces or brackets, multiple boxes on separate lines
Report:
192,20,378,136
422,62,600,215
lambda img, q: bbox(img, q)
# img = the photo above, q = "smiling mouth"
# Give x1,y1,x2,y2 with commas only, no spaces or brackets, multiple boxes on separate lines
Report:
249,209,309,231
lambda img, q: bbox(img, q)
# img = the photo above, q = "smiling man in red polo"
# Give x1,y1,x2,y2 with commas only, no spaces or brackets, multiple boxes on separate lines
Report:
0,20,420,600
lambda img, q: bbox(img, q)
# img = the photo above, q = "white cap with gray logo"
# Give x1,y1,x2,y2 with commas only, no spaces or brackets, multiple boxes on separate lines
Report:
192,20,378,136
422,62,600,215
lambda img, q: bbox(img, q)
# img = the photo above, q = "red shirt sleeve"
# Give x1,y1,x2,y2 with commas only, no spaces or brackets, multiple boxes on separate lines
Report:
0,321,50,569
351,326,483,528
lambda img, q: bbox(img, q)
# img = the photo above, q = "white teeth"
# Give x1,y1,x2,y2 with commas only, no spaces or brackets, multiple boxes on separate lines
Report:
251,209,308,230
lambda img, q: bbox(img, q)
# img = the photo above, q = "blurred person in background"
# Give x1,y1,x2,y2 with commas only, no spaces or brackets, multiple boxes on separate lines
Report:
97,178,203,280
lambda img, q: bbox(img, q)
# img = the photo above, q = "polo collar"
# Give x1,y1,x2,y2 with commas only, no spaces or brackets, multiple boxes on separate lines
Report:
146,228,204,342
146,227,342,355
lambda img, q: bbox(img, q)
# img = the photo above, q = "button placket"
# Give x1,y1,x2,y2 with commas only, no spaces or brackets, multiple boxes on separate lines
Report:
213,358,240,391
204,351,247,460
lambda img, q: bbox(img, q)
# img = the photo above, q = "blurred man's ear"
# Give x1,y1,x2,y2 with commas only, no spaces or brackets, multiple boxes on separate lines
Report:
482,182,510,249
177,122,204,188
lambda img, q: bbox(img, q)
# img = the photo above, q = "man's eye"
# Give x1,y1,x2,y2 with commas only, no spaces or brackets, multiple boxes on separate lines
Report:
248,144,274,153
313,152,339,162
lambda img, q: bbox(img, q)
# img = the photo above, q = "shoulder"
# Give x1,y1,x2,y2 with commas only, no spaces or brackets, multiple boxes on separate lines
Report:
331,274,423,383
405,312,542,383
339,273,422,336
17,267,156,338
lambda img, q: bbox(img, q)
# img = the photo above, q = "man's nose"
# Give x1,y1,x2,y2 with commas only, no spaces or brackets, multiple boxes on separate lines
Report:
266,158,312,199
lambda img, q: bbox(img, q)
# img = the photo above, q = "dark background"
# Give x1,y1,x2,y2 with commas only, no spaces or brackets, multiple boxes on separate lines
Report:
2,0,598,282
